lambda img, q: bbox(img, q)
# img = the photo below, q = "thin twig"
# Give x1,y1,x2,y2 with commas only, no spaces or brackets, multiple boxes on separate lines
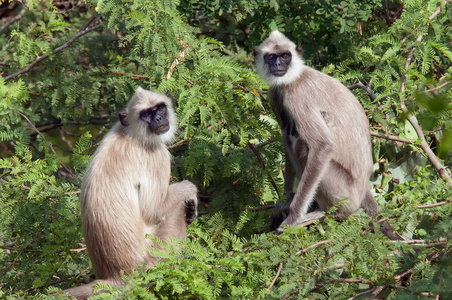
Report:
370,285,387,299
296,240,330,255
18,111,75,177
167,139,188,150
370,131,415,144
248,142,281,200
281,287,300,300
3,16,103,82
18,111,58,157
267,263,283,291
416,200,451,209
166,40,190,80
1,248,24,274
388,237,446,248
425,81,452,93
348,80,377,101
0,6,26,34
347,287,378,300
242,204,275,212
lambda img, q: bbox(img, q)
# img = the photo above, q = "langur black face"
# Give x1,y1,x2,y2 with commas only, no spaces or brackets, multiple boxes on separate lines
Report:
139,103,170,135
264,52,292,77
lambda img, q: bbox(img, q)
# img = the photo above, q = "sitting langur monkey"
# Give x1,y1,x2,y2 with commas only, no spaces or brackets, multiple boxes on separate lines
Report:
254,30,401,239
58,87,198,299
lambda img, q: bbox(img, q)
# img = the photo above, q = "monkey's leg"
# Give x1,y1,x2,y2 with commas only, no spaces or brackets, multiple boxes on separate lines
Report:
166,180,198,225
156,202,187,240
276,146,333,234
52,278,120,299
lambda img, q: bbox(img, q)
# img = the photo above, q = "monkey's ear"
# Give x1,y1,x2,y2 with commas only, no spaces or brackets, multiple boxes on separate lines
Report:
119,112,128,126
165,90,171,98
296,45,304,56
253,48,260,57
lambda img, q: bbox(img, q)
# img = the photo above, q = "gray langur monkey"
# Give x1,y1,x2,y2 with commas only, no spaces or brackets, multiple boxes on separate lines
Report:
57,87,198,299
254,30,402,239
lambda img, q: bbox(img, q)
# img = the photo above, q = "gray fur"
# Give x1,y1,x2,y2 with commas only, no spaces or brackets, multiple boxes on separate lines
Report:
255,31,391,235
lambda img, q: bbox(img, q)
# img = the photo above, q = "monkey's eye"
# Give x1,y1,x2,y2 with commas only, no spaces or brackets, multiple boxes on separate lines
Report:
282,53,290,59
268,54,275,60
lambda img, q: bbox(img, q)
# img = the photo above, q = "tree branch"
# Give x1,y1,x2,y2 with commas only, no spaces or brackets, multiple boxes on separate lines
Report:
267,263,283,291
370,131,415,144
416,200,451,209
348,80,377,101
425,81,452,93
3,16,103,82
296,240,330,255
398,3,451,183
0,5,26,34
166,40,189,80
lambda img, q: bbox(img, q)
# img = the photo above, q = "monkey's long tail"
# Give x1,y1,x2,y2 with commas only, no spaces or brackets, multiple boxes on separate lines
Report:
51,279,120,300
362,190,405,241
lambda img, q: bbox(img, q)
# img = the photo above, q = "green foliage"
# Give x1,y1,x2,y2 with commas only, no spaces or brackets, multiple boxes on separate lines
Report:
0,0,450,299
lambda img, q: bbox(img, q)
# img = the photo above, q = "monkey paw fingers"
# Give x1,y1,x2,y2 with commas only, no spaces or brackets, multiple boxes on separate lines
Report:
185,199,198,225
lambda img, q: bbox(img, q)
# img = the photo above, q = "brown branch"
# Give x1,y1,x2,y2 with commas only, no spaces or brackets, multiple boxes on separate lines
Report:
388,238,446,248
425,81,452,93
18,111,75,177
281,287,300,300
230,12,248,39
416,200,451,209
226,138,275,155
329,278,373,285
267,263,283,291
348,80,377,101
167,139,188,150
429,0,451,20
370,285,387,299
398,3,451,183
242,204,275,212
18,111,58,157
248,142,281,200
296,240,330,255
347,287,379,300
395,252,442,282
0,5,26,34
3,16,103,82
166,40,189,80
370,131,415,144
304,28,326,66
1,248,24,274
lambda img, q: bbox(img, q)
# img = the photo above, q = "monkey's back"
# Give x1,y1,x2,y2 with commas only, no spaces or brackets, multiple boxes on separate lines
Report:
280,66,373,183
80,124,171,280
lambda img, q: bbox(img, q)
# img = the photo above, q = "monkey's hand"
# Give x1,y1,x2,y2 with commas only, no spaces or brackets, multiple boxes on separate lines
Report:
185,199,198,225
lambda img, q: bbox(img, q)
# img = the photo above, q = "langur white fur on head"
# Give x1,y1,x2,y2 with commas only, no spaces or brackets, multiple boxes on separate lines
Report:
254,30,305,86
122,87,179,147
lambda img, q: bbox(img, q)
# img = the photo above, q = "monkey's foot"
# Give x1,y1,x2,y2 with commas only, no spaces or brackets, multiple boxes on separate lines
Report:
275,211,325,235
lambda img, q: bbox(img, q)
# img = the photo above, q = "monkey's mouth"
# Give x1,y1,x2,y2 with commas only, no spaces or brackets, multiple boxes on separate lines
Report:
154,124,170,135
271,70,287,77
